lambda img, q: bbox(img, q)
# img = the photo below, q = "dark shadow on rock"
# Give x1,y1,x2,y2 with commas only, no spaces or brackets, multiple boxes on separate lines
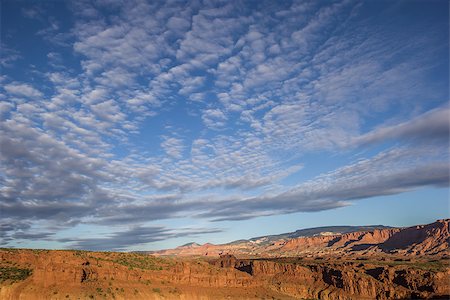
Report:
351,243,375,251
235,262,253,275
365,267,384,281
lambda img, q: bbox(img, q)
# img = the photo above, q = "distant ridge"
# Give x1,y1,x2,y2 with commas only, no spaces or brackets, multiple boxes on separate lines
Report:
232,224,393,245
179,242,201,248
152,220,449,258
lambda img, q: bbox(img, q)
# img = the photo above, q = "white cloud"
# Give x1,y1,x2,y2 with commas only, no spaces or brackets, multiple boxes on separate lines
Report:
0,102,15,116
161,137,184,159
82,87,108,104
202,108,227,129
90,100,126,123
178,76,206,96
95,67,135,88
4,83,43,98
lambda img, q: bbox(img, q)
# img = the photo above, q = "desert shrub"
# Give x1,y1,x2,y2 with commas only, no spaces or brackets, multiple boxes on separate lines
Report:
0,267,32,283
98,253,169,271
169,287,180,294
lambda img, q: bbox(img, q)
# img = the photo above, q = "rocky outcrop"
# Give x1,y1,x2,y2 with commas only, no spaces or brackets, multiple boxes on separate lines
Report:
331,229,401,248
1,248,449,300
282,235,335,250
211,255,450,300
380,219,450,255
0,249,260,300
280,228,401,254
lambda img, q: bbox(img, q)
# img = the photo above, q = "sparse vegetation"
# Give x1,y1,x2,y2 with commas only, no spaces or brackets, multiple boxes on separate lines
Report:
0,248,20,252
73,250,88,258
266,257,447,272
169,287,181,295
92,252,172,271
0,266,32,283
344,258,446,272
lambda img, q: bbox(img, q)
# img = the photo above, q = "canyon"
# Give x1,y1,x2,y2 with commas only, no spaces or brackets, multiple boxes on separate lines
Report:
1,219,449,299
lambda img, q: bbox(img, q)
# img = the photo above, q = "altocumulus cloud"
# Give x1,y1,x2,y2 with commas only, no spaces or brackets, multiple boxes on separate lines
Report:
0,0,448,250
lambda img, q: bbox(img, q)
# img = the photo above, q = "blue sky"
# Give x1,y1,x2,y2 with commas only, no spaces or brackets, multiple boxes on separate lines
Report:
1,0,449,251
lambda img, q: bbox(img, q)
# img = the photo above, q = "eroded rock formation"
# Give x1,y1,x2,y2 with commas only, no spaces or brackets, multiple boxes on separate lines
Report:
1,220,449,299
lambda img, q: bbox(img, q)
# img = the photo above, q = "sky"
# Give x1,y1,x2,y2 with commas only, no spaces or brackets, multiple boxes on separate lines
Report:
0,0,449,252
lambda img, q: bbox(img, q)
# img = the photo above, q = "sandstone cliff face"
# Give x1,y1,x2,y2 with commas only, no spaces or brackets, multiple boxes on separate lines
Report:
282,235,336,251
330,229,401,248
212,254,450,300
278,228,403,254
0,249,263,300
380,219,450,255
